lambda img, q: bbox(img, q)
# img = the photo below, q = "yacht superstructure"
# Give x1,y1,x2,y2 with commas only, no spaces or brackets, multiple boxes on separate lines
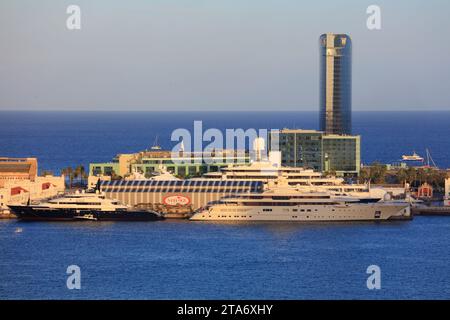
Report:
402,152,424,162
201,159,386,202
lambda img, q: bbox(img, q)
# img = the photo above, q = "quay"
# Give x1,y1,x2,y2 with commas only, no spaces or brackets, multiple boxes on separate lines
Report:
0,209,16,219
412,206,450,216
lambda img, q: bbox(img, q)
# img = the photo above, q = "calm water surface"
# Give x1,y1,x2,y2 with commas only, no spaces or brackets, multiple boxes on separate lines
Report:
1,217,450,299
1,111,450,299
0,111,449,174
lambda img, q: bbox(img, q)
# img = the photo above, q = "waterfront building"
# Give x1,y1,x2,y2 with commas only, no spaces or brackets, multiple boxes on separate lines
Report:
89,149,250,178
319,33,352,135
0,157,38,187
0,157,65,214
269,129,360,176
100,179,263,213
384,162,408,170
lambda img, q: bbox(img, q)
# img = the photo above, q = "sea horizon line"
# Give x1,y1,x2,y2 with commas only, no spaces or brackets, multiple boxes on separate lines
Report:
0,109,449,113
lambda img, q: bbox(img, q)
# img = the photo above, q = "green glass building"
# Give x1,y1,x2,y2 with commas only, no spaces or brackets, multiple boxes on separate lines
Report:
89,150,250,178
270,129,360,176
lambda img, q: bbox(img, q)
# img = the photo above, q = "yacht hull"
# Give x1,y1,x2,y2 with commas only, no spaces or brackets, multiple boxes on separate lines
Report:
8,205,163,221
190,204,411,221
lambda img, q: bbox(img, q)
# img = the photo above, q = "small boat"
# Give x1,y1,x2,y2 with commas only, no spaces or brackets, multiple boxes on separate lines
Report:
74,213,98,221
163,212,192,219
402,152,424,161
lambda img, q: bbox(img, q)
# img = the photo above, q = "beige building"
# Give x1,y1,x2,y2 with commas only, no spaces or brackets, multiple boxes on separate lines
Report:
0,157,65,216
0,157,38,187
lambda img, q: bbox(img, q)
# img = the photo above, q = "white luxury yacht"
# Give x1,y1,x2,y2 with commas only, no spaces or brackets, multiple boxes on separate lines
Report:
190,184,411,222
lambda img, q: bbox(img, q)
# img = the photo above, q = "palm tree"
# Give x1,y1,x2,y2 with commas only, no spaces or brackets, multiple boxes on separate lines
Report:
396,168,408,184
416,168,427,184
405,167,417,184
428,169,447,191
61,166,74,189
74,165,87,186
110,170,122,181
41,170,53,176
369,162,387,184
358,167,370,184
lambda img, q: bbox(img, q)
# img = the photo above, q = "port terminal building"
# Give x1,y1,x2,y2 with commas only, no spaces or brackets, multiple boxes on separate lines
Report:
269,129,360,177
100,179,263,213
90,149,250,178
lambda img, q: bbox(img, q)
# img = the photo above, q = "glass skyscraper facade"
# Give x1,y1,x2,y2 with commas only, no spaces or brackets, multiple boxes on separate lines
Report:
319,33,352,135
269,129,361,177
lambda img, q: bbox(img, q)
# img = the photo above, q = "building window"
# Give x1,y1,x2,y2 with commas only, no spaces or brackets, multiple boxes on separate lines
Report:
177,167,186,176
188,166,197,176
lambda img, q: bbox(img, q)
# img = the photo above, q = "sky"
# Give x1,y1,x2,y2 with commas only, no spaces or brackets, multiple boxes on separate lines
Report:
1,0,449,111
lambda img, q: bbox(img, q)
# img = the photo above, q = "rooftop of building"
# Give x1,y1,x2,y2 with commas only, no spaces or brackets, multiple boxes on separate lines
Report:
0,157,37,163
276,128,323,134
138,149,248,159
0,157,37,171
272,128,360,138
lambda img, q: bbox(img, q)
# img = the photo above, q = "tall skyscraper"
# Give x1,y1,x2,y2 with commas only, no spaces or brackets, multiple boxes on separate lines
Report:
319,33,352,135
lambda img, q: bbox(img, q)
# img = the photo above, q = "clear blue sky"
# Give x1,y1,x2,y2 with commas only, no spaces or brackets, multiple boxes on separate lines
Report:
1,0,449,111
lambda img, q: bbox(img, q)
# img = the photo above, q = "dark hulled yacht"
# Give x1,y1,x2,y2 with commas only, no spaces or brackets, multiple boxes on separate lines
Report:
8,191,163,221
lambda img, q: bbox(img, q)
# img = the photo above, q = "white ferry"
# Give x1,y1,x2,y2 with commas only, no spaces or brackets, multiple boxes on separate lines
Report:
402,152,424,162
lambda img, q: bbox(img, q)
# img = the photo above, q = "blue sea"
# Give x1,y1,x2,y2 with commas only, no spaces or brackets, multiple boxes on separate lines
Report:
1,111,450,299
0,111,449,173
